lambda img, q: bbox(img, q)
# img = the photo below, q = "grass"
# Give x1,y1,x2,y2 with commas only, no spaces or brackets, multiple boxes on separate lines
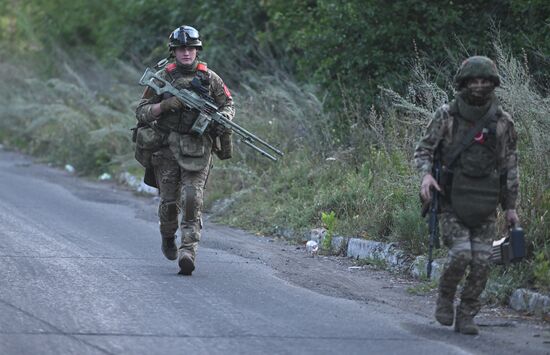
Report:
354,257,388,270
407,279,439,296
0,41,548,298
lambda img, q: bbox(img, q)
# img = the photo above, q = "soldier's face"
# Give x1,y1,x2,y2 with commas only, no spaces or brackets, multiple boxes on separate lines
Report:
174,47,197,65
466,78,494,98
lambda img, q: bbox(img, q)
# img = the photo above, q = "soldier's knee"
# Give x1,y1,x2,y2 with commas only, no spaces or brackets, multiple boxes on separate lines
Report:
159,200,179,222
449,252,472,268
471,255,491,271
183,185,203,221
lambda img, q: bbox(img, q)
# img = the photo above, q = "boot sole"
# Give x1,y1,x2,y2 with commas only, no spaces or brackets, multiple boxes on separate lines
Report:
178,256,195,276
161,238,178,261
454,324,479,335
435,315,454,326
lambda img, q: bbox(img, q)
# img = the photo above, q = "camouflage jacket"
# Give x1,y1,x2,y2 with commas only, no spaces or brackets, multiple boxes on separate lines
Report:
414,101,519,210
135,61,235,127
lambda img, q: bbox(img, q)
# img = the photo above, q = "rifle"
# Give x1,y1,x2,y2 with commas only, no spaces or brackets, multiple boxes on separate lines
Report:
139,68,284,161
422,157,441,279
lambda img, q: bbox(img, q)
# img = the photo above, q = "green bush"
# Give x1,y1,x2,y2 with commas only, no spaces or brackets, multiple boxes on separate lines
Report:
533,251,550,292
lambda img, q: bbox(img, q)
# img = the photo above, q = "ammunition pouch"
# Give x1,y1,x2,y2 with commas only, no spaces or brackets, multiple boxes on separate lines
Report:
450,168,500,227
168,132,212,172
134,126,166,169
213,131,233,160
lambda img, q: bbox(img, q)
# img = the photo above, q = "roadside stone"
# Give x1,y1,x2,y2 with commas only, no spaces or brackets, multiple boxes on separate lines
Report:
273,226,294,239
330,236,348,256
410,255,444,281
347,238,409,269
510,288,550,317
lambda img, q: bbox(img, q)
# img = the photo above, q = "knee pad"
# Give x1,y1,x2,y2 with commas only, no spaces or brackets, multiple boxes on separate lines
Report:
183,186,203,222
159,200,179,222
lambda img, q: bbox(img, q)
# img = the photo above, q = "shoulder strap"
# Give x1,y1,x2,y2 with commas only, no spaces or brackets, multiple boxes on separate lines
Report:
444,101,498,168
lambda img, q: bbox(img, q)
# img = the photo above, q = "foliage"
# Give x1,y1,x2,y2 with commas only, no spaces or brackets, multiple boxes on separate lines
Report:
0,56,142,176
4,1,550,91
321,211,336,252
483,263,532,305
354,257,388,270
407,279,438,296
533,251,550,292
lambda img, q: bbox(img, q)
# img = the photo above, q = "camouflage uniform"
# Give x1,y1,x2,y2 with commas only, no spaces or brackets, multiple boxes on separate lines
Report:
414,56,519,334
136,58,234,274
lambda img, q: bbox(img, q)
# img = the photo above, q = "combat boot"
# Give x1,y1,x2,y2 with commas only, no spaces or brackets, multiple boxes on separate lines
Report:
161,236,178,261
178,250,195,276
435,296,454,326
454,314,479,335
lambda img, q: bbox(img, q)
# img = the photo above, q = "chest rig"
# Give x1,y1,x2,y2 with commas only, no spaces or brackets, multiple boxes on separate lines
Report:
447,100,500,177
444,99,503,227
156,62,211,134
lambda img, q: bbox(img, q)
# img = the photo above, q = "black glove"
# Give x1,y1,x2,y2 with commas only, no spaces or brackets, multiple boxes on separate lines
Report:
211,122,229,136
159,96,183,113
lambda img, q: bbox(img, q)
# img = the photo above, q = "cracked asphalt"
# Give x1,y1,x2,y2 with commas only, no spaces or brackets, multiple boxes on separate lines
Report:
0,150,548,355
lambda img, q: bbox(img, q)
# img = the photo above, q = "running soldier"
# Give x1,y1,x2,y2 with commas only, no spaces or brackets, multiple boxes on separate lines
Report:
135,25,235,275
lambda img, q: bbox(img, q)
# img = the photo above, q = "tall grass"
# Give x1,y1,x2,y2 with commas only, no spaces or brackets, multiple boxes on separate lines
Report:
0,53,142,175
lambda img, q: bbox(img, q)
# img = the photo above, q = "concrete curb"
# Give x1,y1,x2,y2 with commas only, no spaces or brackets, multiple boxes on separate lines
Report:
305,228,550,319
306,228,434,276
347,238,410,269
509,288,550,317
409,255,445,281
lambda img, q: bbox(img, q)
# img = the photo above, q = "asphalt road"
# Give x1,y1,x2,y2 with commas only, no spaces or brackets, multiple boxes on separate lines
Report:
0,150,548,355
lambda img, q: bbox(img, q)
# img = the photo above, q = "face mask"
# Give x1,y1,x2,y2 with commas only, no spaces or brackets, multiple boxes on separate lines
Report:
461,83,495,105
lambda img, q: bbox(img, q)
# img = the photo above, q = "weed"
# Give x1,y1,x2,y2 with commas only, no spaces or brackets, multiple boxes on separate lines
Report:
355,257,388,270
407,279,438,296
483,263,532,306
321,211,336,252
533,251,550,292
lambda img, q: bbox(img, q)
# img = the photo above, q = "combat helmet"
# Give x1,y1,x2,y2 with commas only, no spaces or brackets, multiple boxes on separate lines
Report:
454,56,500,88
168,25,203,50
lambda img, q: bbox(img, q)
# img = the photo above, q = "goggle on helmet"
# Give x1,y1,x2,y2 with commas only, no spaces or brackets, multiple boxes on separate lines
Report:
168,25,203,50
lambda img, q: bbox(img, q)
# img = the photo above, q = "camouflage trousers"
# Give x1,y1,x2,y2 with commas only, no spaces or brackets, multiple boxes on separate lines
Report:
152,148,211,258
438,212,495,318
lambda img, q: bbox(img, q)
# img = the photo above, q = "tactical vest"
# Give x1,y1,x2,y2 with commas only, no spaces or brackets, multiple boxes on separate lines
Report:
155,62,211,134
445,100,502,227
156,62,214,172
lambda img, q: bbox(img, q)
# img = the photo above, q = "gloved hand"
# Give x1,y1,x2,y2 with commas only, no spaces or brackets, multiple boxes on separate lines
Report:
159,96,183,113
211,122,231,136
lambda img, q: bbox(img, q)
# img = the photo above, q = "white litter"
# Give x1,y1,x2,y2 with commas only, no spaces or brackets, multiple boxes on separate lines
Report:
64,164,75,174
305,240,319,257
98,173,112,181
